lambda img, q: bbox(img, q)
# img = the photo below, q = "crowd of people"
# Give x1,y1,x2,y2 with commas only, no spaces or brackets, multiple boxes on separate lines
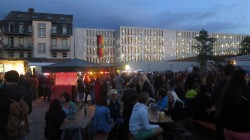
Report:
0,63,249,140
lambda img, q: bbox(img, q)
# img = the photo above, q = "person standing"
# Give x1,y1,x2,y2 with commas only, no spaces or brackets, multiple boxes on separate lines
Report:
0,70,32,140
213,64,235,140
77,75,85,102
89,76,95,105
114,73,124,96
94,75,108,104
221,69,250,140
138,73,154,98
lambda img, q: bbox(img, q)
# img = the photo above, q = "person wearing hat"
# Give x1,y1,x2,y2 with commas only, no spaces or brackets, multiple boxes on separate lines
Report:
108,89,121,120
108,89,124,133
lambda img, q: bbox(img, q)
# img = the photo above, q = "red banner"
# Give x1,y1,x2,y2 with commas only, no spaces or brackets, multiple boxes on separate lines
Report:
97,35,104,57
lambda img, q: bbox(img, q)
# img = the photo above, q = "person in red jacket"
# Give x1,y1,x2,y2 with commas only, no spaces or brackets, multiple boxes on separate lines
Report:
94,75,108,104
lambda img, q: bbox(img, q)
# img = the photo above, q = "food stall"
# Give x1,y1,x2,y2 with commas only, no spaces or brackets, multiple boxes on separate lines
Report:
42,58,108,100
0,59,28,79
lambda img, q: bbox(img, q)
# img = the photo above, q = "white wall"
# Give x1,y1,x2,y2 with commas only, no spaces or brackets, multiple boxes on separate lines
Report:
121,61,198,72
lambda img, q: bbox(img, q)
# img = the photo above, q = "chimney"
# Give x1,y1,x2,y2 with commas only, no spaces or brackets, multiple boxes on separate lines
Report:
28,8,35,13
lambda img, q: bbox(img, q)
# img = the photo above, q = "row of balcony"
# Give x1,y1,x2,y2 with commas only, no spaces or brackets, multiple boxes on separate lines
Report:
1,43,70,51
3,43,33,51
3,30,32,36
3,30,72,37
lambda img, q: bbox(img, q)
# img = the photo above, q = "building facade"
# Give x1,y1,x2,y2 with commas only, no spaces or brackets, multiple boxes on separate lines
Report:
0,8,73,59
75,26,248,62
74,28,115,64
0,8,73,73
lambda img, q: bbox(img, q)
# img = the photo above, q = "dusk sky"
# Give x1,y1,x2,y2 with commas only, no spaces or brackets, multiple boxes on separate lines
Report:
1,0,250,35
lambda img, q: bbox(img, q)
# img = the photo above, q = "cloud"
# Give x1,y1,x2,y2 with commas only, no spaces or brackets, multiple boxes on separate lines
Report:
1,0,250,34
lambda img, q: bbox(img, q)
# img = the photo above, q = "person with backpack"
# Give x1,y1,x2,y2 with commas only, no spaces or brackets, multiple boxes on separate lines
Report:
0,70,32,140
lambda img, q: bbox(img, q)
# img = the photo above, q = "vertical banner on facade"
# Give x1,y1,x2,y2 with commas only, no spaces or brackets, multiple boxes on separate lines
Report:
97,35,104,57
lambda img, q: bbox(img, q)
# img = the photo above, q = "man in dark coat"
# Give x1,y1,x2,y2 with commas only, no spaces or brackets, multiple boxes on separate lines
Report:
0,70,32,139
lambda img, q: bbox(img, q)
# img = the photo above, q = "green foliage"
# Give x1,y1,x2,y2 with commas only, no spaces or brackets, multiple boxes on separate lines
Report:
239,36,250,55
192,29,216,69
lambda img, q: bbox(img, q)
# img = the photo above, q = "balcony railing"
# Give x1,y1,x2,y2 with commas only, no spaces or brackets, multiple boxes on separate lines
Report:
3,30,32,36
3,43,33,51
51,45,70,51
51,29,72,37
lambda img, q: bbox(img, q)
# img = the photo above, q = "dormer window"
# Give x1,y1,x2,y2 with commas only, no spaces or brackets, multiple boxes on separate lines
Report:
32,16,38,19
47,17,52,20
17,15,23,18
52,26,57,33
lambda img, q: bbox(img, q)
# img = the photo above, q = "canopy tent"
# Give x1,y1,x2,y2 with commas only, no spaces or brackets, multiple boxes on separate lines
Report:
42,58,108,72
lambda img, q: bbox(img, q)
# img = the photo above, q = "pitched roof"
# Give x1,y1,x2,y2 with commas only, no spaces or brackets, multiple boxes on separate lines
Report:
4,10,73,24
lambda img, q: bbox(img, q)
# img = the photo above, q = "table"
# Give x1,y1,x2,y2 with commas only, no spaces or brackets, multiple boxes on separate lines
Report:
148,109,174,139
148,109,174,124
61,105,95,140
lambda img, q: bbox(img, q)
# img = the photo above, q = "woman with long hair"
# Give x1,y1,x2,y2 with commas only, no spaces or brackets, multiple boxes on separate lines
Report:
44,99,67,140
221,69,250,140
138,73,154,98
60,92,77,120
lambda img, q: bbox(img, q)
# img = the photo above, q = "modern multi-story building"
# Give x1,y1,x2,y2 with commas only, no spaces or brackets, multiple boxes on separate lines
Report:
175,30,245,59
0,8,73,73
74,26,248,71
74,28,115,64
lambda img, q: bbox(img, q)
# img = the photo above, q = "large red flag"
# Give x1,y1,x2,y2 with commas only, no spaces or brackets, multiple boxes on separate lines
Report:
97,35,104,57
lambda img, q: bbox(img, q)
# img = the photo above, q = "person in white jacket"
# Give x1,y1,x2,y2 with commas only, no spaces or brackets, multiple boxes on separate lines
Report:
129,92,163,140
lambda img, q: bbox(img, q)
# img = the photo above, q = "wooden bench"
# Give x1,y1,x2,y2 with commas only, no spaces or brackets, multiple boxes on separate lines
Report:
172,128,193,140
93,132,109,140
192,119,216,132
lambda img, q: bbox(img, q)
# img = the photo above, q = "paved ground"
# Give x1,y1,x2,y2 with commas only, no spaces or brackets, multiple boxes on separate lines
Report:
27,99,48,140
27,99,216,140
